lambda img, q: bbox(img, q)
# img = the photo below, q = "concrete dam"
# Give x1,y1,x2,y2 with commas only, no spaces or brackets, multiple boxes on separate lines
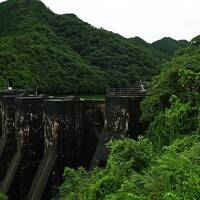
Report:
0,87,146,200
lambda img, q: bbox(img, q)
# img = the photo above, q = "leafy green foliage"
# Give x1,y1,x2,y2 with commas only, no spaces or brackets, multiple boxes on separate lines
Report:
116,135,200,200
141,41,200,123
59,138,153,200
141,55,200,150
147,70,200,150
0,193,7,200
59,135,200,200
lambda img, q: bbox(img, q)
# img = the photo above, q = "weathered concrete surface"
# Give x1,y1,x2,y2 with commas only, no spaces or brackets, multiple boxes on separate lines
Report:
0,95,16,180
15,97,45,199
0,96,45,200
90,95,146,169
26,98,105,200
44,99,104,168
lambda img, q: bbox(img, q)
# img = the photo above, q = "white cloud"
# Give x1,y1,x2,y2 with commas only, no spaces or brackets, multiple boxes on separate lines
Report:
1,0,200,42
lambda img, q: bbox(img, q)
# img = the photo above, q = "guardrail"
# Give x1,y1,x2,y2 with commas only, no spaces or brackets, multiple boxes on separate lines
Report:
107,87,147,97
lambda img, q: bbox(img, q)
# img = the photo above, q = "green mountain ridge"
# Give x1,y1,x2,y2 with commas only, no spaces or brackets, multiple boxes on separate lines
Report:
0,0,188,93
152,37,189,56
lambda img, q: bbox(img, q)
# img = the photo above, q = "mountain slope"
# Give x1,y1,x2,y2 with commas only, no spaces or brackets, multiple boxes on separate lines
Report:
152,37,189,56
0,0,167,93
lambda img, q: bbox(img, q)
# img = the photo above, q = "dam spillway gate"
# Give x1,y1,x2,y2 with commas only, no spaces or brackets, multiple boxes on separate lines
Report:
0,87,146,200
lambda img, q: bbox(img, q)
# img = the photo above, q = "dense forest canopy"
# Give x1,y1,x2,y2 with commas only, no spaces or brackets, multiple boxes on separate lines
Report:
0,0,188,93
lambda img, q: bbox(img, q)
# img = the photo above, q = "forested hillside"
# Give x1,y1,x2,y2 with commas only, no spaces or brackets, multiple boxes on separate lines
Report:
152,37,188,56
0,0,186,94
59,37,200,199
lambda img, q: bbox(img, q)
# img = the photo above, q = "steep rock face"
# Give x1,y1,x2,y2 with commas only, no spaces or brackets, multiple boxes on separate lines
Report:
0,0,182,93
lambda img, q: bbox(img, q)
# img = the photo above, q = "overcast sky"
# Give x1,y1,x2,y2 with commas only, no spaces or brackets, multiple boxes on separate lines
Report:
1,0,200,42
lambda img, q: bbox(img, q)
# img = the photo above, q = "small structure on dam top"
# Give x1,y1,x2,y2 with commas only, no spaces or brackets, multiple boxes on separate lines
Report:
0,85,146,200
